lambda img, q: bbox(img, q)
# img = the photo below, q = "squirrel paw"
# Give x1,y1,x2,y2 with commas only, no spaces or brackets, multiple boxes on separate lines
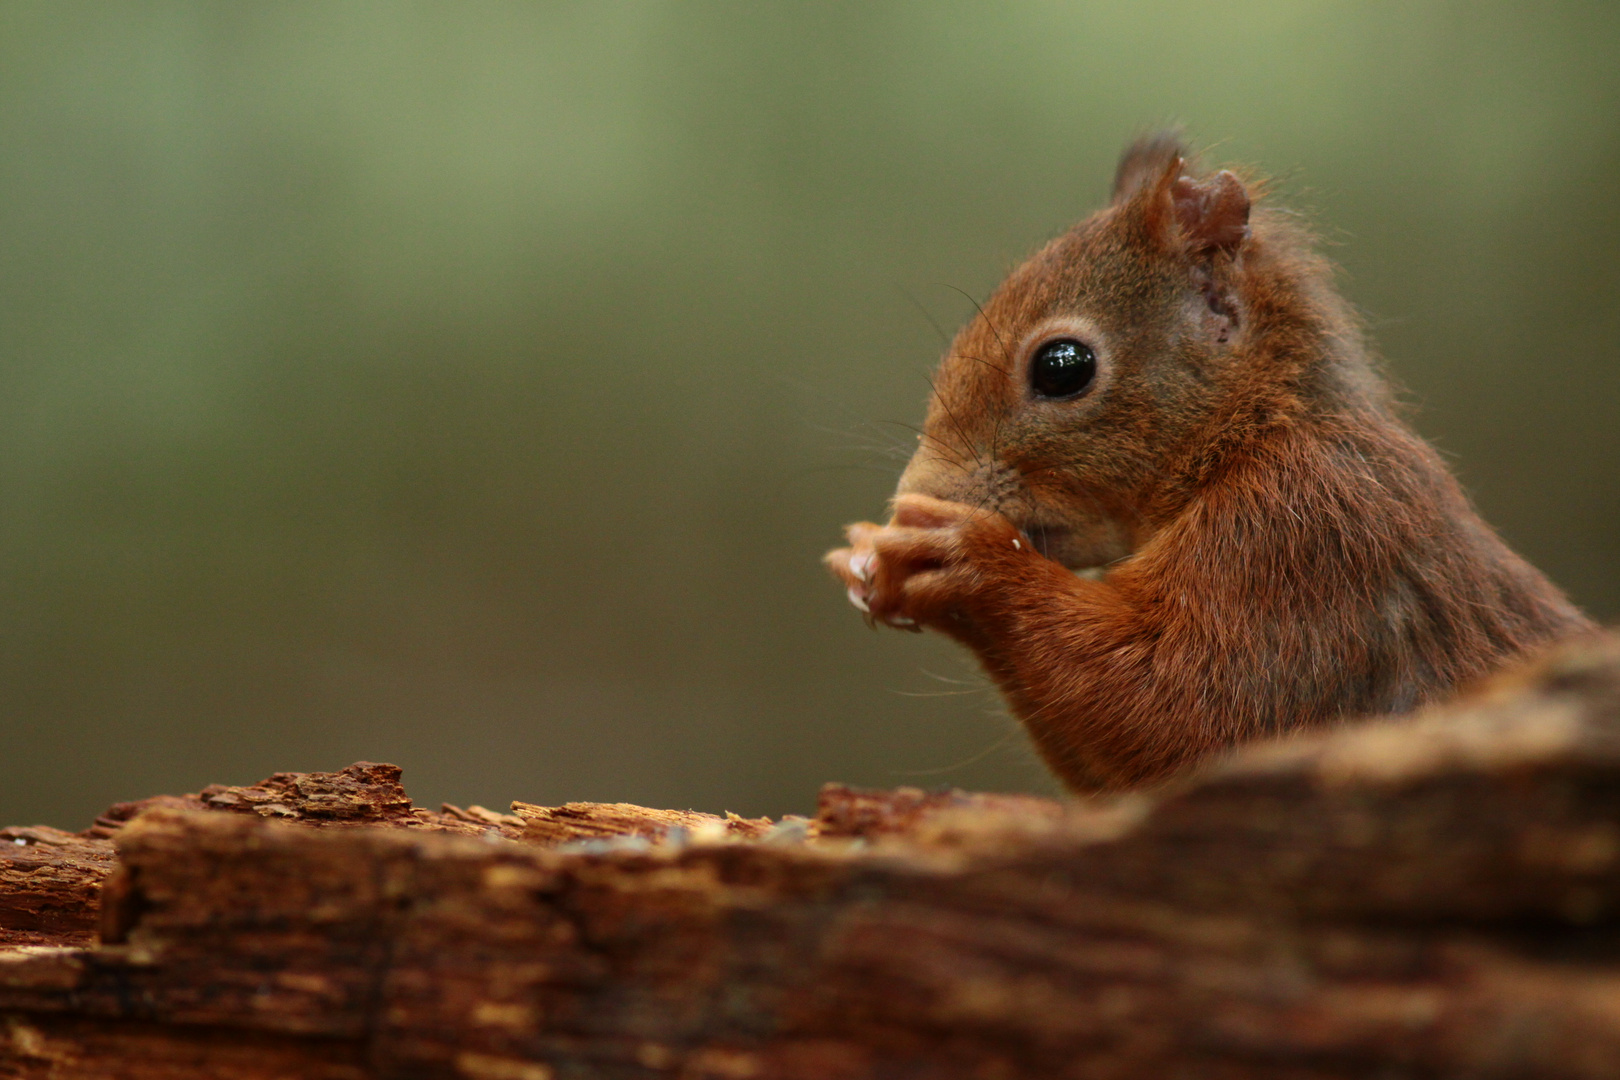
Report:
824,494,1029,631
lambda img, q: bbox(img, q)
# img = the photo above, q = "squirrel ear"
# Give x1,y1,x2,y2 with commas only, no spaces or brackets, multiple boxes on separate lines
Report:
1113,134,1252,256
1169,170,1250,255
1112,132,1186,204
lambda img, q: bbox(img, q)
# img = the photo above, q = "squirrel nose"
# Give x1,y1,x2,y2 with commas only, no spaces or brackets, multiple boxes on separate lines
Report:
896,445,989,503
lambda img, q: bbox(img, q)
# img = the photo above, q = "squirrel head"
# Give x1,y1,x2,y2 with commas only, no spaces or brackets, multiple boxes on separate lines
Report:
895,133,1287,572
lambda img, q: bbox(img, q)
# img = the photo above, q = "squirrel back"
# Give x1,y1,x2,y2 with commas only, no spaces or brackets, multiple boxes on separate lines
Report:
828,134,1593,791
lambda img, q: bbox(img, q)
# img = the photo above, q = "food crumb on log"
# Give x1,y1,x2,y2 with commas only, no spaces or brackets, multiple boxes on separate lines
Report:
509,800,775,847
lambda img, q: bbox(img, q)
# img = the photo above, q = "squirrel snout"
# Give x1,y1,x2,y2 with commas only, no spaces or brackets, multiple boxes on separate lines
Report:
895,448,1020,510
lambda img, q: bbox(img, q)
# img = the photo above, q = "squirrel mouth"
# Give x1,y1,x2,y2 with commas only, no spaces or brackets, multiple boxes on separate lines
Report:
1019,522,1119,579
1022,524,1068,562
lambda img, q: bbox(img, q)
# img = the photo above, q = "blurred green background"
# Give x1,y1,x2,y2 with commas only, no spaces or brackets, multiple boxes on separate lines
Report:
2,2,1616,829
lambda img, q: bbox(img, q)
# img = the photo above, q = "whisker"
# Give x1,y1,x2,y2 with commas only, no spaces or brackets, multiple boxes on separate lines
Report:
932,283,1015,474
896,284,952,347
917,667,981,686
888,729,1022,778
873,420,973,471
922,371,985,475
935,283,1015,375
890,687,992,698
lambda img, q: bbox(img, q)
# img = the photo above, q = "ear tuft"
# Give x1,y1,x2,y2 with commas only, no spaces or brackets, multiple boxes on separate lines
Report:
1112,131,1188,204
1170,170,1250,254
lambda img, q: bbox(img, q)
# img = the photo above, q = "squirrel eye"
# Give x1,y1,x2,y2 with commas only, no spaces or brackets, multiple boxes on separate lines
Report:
1029,338,1096,399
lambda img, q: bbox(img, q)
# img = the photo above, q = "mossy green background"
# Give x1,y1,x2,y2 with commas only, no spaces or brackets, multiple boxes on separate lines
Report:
3,2,1616,827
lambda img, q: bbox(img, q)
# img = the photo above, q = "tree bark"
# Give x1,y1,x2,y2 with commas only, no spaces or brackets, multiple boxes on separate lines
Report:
5,635,1620,1078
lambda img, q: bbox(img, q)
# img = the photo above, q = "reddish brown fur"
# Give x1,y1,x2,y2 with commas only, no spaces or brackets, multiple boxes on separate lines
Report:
827,134,1594,793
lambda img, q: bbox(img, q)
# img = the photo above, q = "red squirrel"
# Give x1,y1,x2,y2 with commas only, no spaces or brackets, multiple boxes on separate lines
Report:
826,133,1595,793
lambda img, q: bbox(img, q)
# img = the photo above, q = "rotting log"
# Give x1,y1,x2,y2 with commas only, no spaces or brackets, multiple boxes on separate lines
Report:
4,637,1620,1078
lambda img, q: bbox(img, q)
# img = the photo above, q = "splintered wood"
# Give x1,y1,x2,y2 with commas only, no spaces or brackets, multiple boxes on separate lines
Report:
5,636,1620,1079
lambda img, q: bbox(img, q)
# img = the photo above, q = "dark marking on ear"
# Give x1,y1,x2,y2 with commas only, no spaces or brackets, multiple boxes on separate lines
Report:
1112,132,1187,204
1170,170,1250,254
1194,265,1239,344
